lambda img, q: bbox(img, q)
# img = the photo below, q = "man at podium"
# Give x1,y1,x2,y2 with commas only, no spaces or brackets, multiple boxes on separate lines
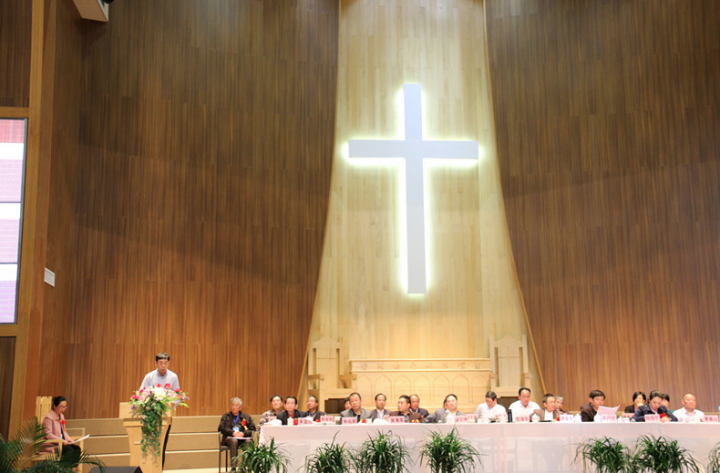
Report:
139,352,180,467
140,352,180,390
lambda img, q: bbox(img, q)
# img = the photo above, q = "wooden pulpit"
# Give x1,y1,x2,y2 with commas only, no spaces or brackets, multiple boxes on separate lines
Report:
120,402,172,473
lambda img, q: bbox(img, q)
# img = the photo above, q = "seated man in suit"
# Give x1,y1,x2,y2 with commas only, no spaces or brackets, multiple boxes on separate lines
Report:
390,395,423,422
305,395,326,421
580,390,605,422
340,392,370,421
475,391,507,422
368,393,391,422
533,393,560,422
555,395,568,414
425,394,465,424
218,397,256,471
277,396,305,425
508,387,540,420
673,393,704,422
633,391,678,422
410,394,430,419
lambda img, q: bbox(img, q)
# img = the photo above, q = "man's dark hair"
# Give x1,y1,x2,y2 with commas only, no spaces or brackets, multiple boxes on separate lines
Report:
589,390,605,399
485,391,498,401
375,393,386,401
648,390,663,401
399,395,411,404
518,387,531,396
52,396,67,407
155,352,170,362
308,395,319,402
349,392,362,400
285,396,298,405
542,393,555,404
270,394,284,402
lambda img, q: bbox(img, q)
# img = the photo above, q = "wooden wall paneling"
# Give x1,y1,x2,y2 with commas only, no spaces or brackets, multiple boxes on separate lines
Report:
0,337,17,438
308,0,545,411
39,0,84,403
486,0,720,411
67,0,338,418
0,0,32,107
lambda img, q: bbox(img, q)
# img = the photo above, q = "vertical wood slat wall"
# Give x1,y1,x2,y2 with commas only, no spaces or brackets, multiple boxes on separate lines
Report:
486,0,720,410
39,0,339,418
0,0,31,107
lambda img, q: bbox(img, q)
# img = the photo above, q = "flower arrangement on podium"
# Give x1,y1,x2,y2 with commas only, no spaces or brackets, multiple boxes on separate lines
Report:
129,384,189,457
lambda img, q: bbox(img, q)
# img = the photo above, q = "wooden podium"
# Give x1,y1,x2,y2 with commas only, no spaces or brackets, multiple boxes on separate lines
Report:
120,402,173,473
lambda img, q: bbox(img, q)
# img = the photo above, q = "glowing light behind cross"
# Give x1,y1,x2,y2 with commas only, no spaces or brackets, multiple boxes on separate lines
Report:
348,84,479,294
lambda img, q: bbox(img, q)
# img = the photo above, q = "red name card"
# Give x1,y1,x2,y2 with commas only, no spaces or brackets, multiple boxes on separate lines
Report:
703,415,719,423
645,414,660,423
388,416,406,424
515,415,531,423
320,416,334,423
297,418,313,425
341,417,357,425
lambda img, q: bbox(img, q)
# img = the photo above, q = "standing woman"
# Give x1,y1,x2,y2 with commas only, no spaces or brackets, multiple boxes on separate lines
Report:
42,396,81,455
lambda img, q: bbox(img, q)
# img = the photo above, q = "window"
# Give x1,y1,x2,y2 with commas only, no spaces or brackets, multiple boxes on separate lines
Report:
0,119,27,324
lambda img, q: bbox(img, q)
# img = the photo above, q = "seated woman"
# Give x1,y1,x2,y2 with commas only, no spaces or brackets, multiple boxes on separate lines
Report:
425,394,464,423
632,391,677,422
624,391,646,414
258,395,285,429
42,396,81,455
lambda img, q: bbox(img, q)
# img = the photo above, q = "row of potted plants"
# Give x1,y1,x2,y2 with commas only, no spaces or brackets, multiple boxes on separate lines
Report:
239,432,720,473
575,435,720,473
238,429,480,473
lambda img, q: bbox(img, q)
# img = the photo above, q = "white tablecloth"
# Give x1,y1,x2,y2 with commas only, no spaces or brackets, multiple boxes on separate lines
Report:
261,423,720,472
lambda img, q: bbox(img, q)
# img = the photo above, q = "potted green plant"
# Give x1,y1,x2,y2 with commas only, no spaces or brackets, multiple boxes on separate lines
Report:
235,438,290,473
707,442,720,473
304,435,352,473
351,430,411,473
419,428,481,473
574,437,633,473
0,417,105,473
631,435,700,473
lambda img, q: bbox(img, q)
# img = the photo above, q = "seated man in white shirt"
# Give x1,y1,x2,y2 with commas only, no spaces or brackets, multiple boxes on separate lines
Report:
673,393,705,422
508,387,540,421
475,391,507,422
532,393,560,422
368,393,391,422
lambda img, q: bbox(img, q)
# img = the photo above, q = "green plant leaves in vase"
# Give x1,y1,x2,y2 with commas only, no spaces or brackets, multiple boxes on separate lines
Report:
236,438,290,473
631,435,700,473
0,417,105,473
574,437,633,473
351,430,412,473
419,428,482,473
304,434,352,473
707,442,720,473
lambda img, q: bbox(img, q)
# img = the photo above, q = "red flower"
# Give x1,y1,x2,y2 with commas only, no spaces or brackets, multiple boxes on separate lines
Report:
164,383,171,389
174,389,180,393
60,419,65,426
660,413,667,418
293,418,299,426
156,383,162,388
241,419,247,426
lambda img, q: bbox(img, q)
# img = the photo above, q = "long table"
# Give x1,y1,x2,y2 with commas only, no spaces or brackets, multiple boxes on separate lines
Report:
261,423,720,472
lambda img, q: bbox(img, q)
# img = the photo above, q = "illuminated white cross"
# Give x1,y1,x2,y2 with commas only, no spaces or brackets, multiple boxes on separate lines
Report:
349,84,479,294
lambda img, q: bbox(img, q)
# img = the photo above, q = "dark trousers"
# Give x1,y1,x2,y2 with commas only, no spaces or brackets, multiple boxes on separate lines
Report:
60,444,82,455
223,436,252,466
162,424,171,467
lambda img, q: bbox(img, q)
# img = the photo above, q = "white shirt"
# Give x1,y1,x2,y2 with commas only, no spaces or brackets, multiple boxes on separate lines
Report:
509,400,540,419
140,369,180,391
445,410,456,424
475,402,507,422
532,409,555,422
673,407,705,422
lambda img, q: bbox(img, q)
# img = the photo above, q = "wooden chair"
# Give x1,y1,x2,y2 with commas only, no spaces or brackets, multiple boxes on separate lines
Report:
218,432,256,473
489,335,531,400
307,337,356,412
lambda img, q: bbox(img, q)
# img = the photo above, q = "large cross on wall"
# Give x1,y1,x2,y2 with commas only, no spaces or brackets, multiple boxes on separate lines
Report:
349,84,479,294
